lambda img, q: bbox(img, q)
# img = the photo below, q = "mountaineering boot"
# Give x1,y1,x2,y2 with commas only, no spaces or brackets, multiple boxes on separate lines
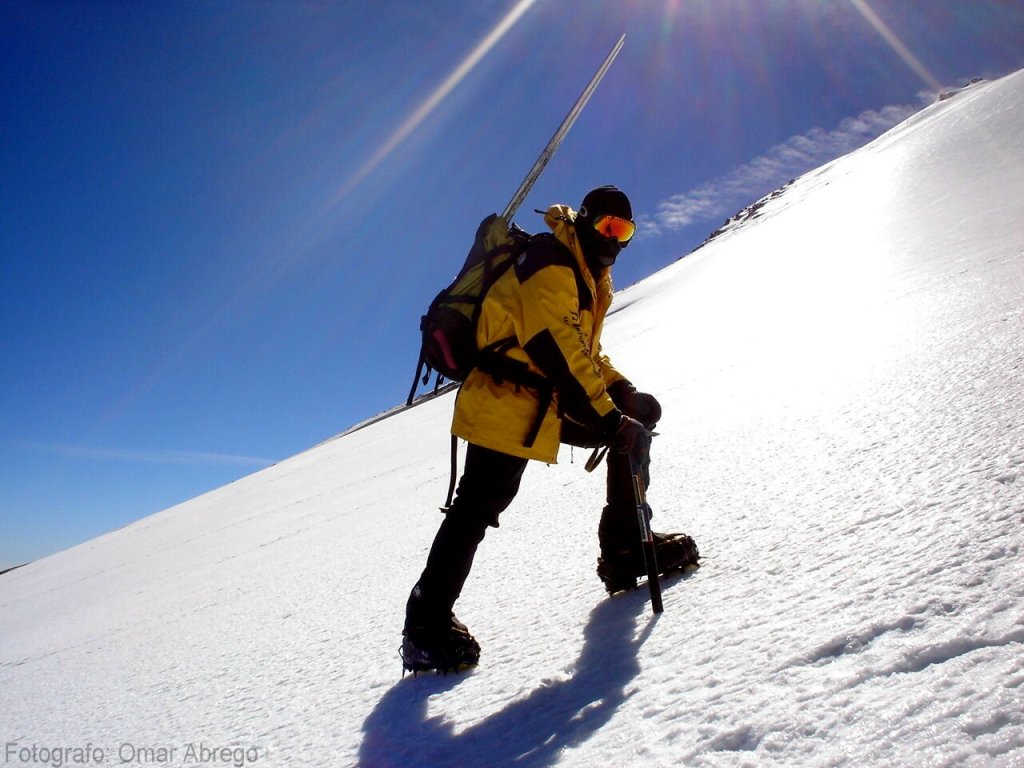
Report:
597,531,700,595
402,583,480,674
401,613,481,674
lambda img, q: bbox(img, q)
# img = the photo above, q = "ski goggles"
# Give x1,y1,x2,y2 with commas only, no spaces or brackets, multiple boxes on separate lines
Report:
592,214,636,245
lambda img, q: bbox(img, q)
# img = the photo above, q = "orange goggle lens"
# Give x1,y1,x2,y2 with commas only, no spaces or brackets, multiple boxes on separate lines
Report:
592,215,636,244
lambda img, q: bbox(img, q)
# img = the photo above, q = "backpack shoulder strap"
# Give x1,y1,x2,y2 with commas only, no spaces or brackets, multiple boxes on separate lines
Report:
512,232,572,280
513,232,593,311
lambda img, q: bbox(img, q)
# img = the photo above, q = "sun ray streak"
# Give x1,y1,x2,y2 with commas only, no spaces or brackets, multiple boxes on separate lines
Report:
851,0,942,92
323,0,538,215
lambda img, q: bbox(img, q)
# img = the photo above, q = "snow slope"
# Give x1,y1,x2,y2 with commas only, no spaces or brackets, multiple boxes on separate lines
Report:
2,70,1023,768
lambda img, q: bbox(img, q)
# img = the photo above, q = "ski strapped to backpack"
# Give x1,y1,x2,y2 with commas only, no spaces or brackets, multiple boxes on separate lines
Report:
405,33,625,407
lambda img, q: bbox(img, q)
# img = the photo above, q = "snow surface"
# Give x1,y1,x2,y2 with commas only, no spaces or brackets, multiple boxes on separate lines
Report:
3,70,1023,768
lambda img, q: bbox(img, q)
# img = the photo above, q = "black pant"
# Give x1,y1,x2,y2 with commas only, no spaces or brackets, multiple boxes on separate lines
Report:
407,444,527,626
407,426,646,626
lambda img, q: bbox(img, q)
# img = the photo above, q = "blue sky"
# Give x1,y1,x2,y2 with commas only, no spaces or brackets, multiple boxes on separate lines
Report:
2,0,1022,570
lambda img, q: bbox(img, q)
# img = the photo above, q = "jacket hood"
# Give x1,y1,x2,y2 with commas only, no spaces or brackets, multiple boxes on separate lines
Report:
542,204,613,298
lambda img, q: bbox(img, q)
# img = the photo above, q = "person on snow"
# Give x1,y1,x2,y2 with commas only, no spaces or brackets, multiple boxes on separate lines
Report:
402,185,699,673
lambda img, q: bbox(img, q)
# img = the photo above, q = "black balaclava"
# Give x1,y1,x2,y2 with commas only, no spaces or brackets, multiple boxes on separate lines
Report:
574,185,633,274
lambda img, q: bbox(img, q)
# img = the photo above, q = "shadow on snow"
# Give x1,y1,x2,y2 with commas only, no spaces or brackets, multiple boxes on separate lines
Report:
359,592,659,767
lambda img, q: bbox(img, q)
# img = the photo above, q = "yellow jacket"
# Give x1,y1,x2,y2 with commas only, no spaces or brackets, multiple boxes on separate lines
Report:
451,205,627,462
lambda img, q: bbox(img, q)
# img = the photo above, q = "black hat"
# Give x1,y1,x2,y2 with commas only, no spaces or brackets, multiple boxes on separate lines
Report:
577,185,632,223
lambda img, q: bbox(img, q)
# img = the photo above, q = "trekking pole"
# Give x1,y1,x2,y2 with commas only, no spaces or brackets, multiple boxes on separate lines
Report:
630,453,664,614
501,34,625,223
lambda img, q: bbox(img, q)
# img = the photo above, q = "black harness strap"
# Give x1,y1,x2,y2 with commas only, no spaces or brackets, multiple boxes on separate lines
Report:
443,434,459,511
476,339,553,449
441,342,553,512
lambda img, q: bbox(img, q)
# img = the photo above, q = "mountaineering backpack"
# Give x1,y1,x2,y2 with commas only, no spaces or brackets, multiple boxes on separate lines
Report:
406,212,532,405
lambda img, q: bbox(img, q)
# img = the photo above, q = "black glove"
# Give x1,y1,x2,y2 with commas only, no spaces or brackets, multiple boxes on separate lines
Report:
612,415,651,465
608,381,662,429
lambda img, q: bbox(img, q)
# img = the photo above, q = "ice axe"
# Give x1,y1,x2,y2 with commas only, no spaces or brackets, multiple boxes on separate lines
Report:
630,452,664,614
586,435,664,614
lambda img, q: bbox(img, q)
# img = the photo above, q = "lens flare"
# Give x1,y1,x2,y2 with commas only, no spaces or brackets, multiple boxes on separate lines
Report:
324,0,539,213
850,0,942,92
